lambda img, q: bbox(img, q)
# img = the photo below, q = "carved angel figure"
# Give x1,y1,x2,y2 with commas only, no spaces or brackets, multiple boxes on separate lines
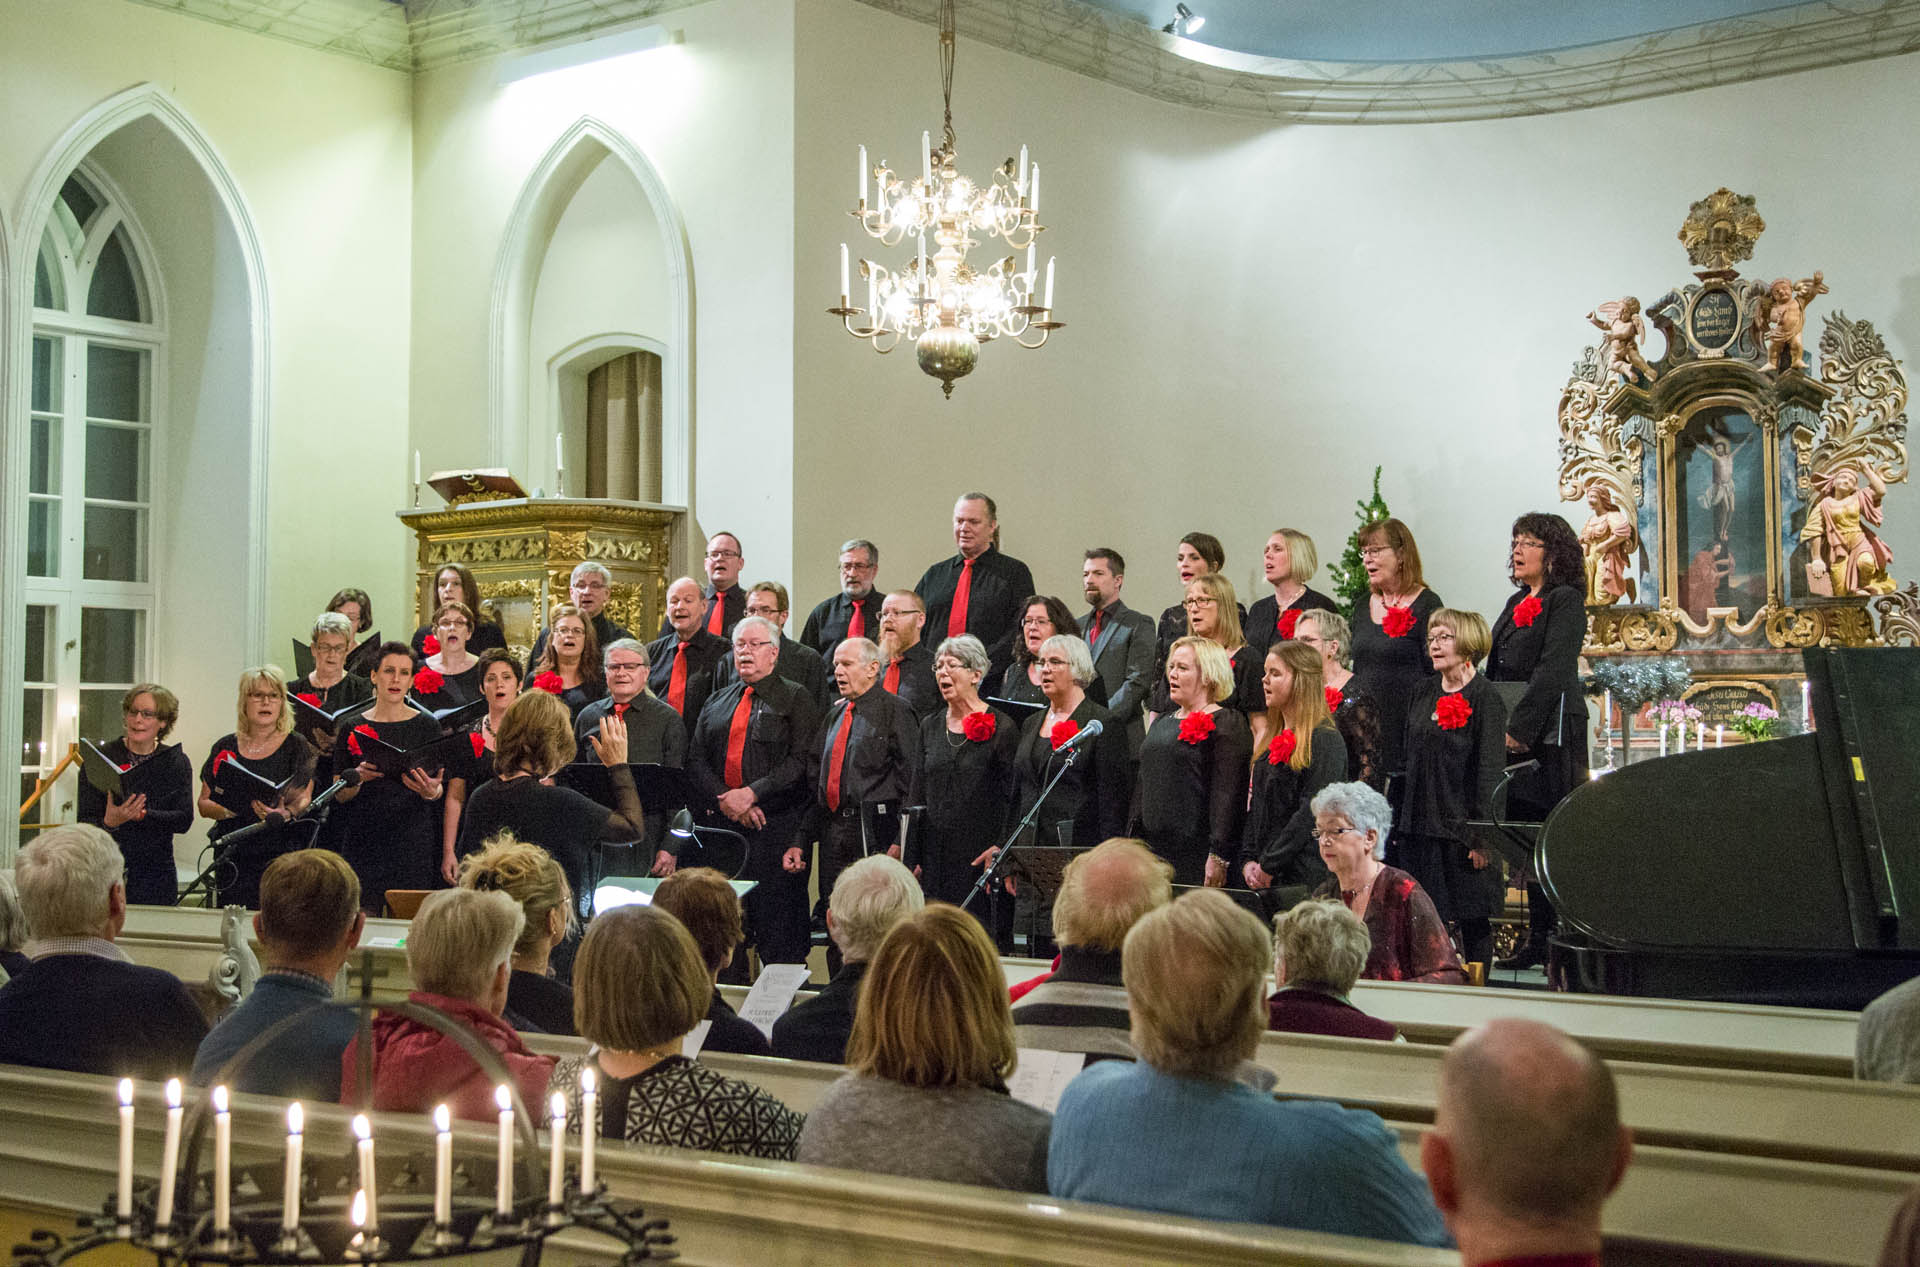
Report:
1579,480,1638,605
1587,297,1657,385
1800,463,1896,596
1753,272,1827,373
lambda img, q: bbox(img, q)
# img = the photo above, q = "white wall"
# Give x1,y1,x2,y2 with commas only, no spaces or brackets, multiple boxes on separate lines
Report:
792,0,1920,627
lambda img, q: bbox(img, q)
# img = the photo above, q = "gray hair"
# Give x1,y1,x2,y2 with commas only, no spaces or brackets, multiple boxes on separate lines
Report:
732,615,780,646
571,560,613,586
312,611,354,643
0,872,29,953
1039,633,1096,688
1297,609,1352,669
1310,781,1392,858
837,636,882,669
932,634,991,679
16,824,125,940
1274,899,1371,994
828,855,925,962
840,538,879,567
407,887,523,1001
1124,889,1271,1079
602,637,649,670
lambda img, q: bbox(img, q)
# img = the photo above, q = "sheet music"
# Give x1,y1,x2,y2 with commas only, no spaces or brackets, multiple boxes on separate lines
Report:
738,962,812,1039
681,1019,713,1058
1007,1048,1086,1113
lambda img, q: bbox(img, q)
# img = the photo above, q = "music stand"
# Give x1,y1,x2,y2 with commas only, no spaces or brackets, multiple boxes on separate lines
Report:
1463,817,1540,875
1170,884,1267,918
998,846,1084,910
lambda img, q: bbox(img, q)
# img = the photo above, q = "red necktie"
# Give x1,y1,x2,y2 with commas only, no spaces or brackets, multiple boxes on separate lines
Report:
667,641,689,714
947,558,974,638
1089,609,1104,644
848,600,866,641
723,685,754,787
707,590,725,636
884,658,902,693
825,700,854,811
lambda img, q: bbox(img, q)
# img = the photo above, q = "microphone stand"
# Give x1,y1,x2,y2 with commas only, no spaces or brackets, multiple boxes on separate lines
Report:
176,774,358,907
961,745,1082,914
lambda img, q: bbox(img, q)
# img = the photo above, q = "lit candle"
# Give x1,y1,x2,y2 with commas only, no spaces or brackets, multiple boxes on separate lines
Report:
921,130,931,187
353,1113,377,1231
1044,257,1055,310
433,1105,452,1227
282,1102,303,1233
839,243,850,306
547,1091,567,1208
116,1079,135,1225
1030,163,1040,215
495,1085,514,1217
155,1079,183,1232
857,144,868,206
212,1085,232,1236
1716,723,1725,748
579,1068,598,1194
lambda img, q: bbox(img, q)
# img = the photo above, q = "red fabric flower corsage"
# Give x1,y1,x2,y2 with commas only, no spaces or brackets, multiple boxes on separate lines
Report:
1267,729,1298,766
211,750,232,776
118,763,133,773
295,692,323,707
1277,609,1301,639
1049,720,1081,750
1324,685,1344,713
1177,710,1216,745
533,672,564,695
468,732,487,758
1381,605,1416,638
423,634,441,655
1435,693,1473,730
1513,594,1543,628
346,723,379,757
962,711,997,741
413,667,444,695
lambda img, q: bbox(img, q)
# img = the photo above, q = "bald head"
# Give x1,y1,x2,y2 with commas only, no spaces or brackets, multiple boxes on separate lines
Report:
1052,838,1173,952
1429,1019,1630,1231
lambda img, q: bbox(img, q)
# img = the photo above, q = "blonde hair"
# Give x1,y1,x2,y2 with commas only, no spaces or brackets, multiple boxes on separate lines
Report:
1274,899,1370,994
234,665,295,736
1273,528,1320,584
407,888,523,1001
847,905,1016,1089
1169,635,1235,705
1050,838,1173,951
1261,641,1332,773
1123,889,1271,1079
1430,607,1492,667
494,690,576,779
459,831,575,958
571,905,708,1053
1185,573,1246,652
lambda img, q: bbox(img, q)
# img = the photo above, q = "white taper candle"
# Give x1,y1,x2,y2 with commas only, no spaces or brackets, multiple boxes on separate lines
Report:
433,1105,452,1226
282,1102,303,1233
212,1085,232,1235
579,1068,598,1193
116,1079,134,1224
156,1079,183,1231
547,1091,567,1208
495,1085,514,1217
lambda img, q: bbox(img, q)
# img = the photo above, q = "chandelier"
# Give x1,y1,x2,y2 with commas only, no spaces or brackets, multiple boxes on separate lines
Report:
829,0,1062,398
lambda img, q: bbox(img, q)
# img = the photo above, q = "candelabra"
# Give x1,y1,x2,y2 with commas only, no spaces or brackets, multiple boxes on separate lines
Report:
828,0,1063,398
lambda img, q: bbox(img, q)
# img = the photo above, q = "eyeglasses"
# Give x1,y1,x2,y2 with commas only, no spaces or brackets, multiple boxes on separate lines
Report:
734,639,775,652
1310,826,1364,842
1427,632,1456,644
745,606,781,619
1021,616,1054,627
1359,546,1394,559
704,549,741,560
246,690,281,703
124,707,161,720
605,661,647,673
312,642,348,657
572,579,609,592
1182,597,1217,609
840,560,876,572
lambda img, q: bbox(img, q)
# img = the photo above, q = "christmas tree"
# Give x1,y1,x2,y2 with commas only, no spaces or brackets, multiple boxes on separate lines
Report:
1326,466,1392,610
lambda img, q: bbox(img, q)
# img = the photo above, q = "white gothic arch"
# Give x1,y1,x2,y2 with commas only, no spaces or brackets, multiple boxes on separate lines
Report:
489,117,694,513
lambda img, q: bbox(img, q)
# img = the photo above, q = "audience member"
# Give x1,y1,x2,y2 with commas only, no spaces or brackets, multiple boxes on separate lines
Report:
1048,889,1448,1246
0,872,27,979
0,825,207,1080
339,887,553,1120
772,855,923,1064
1881,1187,1920,1267
1267,899,1397,1041
651,867,772,1056
553,905,802,1159
1310,781,1467,984
458,833,577,1035
1011,839,1170,1058
1422,1019,1632,1266
798,904,1051,1192
1857,975,1920,1083
193,849,365,1097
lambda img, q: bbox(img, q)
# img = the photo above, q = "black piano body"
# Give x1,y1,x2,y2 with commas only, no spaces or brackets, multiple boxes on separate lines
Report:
1538,646,1920,1010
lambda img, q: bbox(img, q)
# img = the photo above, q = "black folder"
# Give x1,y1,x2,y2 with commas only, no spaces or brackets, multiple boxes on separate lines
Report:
987,696,1048,724
407,695,488,733
342,728,480,779
208,752,308,817
558,762,702,815
288,691,373,740
78,739,127,800
291,638,315,682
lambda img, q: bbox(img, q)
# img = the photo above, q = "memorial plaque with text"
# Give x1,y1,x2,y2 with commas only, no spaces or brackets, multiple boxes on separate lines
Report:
1688,287,1740,351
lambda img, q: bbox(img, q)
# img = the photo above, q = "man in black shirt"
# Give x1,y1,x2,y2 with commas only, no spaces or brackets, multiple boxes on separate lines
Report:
687,617,823,965
914,492,1035,685
713,582,831,707
1080,547,1158,755
646,576,729,735
877,590,940,720
662,532,748,640
801,538,884,661
530,561,633,664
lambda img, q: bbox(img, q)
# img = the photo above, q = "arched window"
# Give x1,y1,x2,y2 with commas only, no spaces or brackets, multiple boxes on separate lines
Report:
20,167,162,818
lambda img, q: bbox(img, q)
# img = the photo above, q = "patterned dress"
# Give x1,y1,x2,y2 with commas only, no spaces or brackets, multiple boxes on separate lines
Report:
1313,866,1466,985
553,1054,802,1160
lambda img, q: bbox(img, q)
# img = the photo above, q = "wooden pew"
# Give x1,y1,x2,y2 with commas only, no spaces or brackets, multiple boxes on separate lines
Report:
116,903,414,1002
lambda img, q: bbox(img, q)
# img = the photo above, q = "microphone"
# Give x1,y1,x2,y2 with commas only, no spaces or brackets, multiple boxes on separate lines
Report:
1502,757,1541,776
336,768,365,788
1059,719,1104,752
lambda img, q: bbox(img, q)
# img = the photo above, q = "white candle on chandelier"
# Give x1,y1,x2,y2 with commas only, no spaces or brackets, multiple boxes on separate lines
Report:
212,1085,233,1236
866,268,876,321
353,1113,378,1231
858,144,868,206
917,232,928,296
1024,243,1036,298
579,1067,598,1193
839,243,850,306
433,1105,452,1227
282,1102,304,1233
547,1091,568,1208
495,1084,514,1217
115,1079,135,1225
1018,144,1029,194
921,130,932,187
1044,256,1055,310
1029,163,1040,215
155,1079,183,1232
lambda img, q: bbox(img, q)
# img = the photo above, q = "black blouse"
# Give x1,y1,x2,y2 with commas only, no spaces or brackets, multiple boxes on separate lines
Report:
1137,707,1253,869
1486,584,1587,750
415,659,483,712
1243,723,1346,887
199,733,318,842
1348,588,1444,776
1328,681,1386,793
410,621,506,662
456,776,611,922
1400,674,1507,844
290,672,374,782
323,710,443,899
911,707,1020,904
77,740,194,876
1245,588,1341,657
1011,696,1131,847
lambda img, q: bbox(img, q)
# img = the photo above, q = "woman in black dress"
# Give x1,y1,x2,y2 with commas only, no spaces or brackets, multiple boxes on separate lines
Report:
1347,517,1444,833
1136,636,1252,886
78,683,194,905
1487,512,1590,969
998,595,1080,708
441,648,521,883
413,601,486,713
1242,641,1347,908
409,564,506,661
1246,529,1341,658
1400,608,1508,969
1295,610,1385,792
197,668,317,909
527,602,606,720
325,641,448,911
1010,634,1131,849
326,587,383,680
912,635,1018,908
291,611,374,783
1172,573,1266,737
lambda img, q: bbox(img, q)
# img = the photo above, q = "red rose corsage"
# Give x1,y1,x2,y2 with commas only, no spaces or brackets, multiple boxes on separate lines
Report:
211,750,232,776
1513,593,1543,628
295,692,323,707
346,723,379,757
423,634,441,655
962,710,997,741
118,762,133,773
1177,710,1216,745
1381,604,1416,638
1267,729,1298,765
413,667,444,695
1324,685,1344,713
468,732,488,758
1435,693,1473,730
1050,719,1081,750
532,671,564,695
1277,609,1301,639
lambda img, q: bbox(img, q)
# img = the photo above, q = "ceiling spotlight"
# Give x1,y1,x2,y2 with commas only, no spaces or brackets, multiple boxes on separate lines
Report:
1162,4,1205,36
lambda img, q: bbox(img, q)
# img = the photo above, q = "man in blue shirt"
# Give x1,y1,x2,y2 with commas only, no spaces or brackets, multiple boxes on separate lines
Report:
193,849,364,1098
1048,889,1449,1248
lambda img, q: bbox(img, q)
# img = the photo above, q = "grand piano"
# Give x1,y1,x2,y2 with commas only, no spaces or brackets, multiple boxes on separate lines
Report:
1538,646,1920,1010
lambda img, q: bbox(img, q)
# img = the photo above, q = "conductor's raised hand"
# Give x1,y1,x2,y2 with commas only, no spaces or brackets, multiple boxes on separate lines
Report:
588,713,629,767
